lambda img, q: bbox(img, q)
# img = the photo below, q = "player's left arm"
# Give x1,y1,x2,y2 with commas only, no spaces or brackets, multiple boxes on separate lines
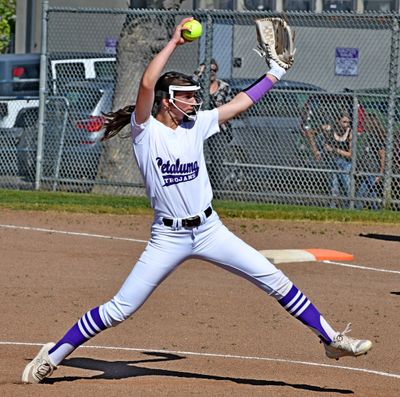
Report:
217,15,296,126
217,73,278,125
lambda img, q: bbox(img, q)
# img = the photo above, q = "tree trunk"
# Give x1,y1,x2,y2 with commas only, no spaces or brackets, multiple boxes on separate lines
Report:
93,5,182,195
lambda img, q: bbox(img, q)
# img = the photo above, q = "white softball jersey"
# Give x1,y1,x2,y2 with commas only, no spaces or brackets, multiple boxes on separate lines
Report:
131,109,219,219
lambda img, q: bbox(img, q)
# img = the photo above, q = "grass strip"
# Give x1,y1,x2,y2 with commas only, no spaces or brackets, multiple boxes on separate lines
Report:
1,189,400,224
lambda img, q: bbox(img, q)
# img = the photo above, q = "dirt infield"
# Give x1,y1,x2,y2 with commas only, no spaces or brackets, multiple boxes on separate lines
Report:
0,209,399,397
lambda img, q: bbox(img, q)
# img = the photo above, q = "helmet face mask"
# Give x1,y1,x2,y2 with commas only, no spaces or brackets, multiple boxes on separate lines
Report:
154,72,203,121
168,85,202,121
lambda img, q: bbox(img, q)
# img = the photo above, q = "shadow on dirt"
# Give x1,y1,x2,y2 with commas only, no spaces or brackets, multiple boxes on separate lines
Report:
43,351,354,394
359,233,400,242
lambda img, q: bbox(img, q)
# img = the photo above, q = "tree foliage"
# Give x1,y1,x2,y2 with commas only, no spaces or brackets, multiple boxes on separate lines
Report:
0,0,16,53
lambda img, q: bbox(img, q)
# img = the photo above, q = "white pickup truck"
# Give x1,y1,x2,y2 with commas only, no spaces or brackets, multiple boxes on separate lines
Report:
0,54,116,185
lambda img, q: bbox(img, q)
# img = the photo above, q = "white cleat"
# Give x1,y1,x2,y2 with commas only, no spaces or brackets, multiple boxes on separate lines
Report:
22,343,57,384
324,323,372,360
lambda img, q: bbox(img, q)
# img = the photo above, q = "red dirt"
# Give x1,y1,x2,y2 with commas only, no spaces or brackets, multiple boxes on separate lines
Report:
0,209,399,396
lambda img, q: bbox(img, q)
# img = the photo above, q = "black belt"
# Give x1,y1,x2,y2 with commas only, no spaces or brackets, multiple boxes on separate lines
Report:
162,206,212,228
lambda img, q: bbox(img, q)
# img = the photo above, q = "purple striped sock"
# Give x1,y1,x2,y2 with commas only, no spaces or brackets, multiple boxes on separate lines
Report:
278,285,333,344
49,306,107,355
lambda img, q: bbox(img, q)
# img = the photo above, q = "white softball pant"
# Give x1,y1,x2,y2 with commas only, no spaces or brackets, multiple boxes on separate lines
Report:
100,211,292,327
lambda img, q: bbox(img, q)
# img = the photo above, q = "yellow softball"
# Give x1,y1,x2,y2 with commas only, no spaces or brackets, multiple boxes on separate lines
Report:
182,20,203,42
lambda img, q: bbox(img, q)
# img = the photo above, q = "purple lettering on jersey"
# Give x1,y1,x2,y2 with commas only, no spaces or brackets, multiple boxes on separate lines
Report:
156,157,199,187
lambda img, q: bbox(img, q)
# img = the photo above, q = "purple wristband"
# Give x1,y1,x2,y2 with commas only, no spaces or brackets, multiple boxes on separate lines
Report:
244,75,274,103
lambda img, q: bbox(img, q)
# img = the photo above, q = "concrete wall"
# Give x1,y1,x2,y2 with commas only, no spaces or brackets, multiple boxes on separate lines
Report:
16,0,194,54
231,24,393,91
15,0,129,53
15,2,397,92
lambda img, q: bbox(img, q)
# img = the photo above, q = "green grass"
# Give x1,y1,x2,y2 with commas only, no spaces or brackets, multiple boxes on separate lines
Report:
0,189,151,214
1,189,400,224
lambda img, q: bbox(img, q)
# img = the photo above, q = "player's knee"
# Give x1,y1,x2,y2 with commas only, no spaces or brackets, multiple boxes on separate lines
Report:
101,298,138,326
267,270,293,300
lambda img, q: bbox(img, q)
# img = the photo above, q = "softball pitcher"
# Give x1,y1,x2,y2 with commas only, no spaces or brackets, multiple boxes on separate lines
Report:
22,17,372,384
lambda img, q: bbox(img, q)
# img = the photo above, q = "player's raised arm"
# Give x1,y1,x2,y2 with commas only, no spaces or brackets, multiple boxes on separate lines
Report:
134,17,194,125
218,16,295,125
217,72,279,125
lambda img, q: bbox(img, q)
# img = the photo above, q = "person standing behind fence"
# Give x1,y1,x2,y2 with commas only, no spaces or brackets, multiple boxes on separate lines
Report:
323,111,353,208
303,105,353,207
192,58,233,111
192,59,233,190
356,113,385,210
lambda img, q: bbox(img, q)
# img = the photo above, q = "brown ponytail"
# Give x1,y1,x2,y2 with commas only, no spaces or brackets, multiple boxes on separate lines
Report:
101,72,196,141
101,105,135,141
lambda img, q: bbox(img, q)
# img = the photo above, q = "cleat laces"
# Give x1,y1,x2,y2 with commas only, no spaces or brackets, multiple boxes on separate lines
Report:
325,322,372,359
36,362,52,378
32,356,55,382
334,322,353,343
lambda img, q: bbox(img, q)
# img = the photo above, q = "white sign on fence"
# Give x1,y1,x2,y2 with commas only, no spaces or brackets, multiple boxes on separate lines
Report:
335,47,359,76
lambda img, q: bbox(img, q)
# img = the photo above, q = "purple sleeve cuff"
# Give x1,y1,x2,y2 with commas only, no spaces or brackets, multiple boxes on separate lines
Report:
244,75,274,103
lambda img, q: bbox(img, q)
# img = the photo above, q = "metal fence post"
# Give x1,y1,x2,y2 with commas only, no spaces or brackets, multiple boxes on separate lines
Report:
349,94,359,209
383,15,400,209
35,0,49,190
202,14,214,110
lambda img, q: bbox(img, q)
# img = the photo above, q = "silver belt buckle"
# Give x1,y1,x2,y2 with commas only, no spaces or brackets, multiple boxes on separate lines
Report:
182,215,200,227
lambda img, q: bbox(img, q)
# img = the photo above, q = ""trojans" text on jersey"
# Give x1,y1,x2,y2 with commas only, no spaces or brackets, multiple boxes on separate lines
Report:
156,157,199,187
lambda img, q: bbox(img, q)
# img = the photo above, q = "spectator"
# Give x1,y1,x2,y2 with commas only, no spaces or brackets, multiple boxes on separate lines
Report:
356,113,386,210
302,93,361,164
302,95,356,207
323,111,353,208
192,59,233,190
192,58,233,109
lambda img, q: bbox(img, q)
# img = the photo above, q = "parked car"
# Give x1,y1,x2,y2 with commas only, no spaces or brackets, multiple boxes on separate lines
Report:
0,53,40,97
0,53,40,182
208,79,325,200
0,52,116,190
0,98,39,180
48,52,116,95
0,98,39,129
0,81,114,190
42,81,114,189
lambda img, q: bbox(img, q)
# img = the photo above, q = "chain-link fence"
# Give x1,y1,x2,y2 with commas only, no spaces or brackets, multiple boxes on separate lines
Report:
1,7,400,210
